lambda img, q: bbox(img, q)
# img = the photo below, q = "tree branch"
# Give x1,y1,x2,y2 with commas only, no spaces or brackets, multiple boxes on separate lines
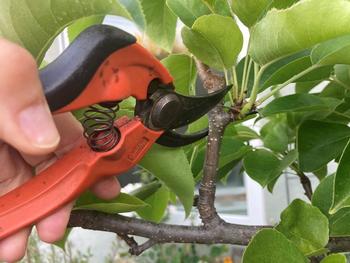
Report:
195,61,225,92
196,61,232,226
68,211,263,254
68,211,350,255
327,237,350,253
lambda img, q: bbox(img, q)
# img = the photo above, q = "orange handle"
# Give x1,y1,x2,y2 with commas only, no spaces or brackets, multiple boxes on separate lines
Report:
0,138,98,239
0,118,162,240
0,25,172,240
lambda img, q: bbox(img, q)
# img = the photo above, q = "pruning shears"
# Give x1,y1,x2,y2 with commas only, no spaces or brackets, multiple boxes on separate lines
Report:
0,25,229,239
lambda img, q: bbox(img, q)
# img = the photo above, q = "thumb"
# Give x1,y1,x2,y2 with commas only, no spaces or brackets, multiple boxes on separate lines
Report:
0,39,60,155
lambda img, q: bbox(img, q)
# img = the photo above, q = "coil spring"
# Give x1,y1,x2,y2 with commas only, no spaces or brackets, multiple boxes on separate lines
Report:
82,104,120,152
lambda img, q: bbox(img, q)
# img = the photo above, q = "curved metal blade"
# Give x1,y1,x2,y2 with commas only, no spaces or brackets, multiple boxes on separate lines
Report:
149,85,232,130
170,85,231,129
156,129,209,147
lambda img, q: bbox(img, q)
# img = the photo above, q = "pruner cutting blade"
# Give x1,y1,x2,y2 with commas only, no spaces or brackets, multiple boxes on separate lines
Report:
136,84,232,147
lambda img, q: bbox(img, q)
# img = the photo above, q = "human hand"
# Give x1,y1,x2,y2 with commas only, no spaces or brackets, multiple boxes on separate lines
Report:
0,39,121,262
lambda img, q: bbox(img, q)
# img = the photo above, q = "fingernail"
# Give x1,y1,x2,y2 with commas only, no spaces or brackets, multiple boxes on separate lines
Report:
18,103,60,149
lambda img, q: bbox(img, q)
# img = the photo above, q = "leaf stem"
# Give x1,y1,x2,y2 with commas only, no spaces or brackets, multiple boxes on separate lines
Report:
240,62,264,116
240,56,249,100
330,76,350,91
224,69,234,104
240,57,253,101
232,67,239,100
333,111,350,120
202,1,216,13
189,145,199,168
257,65,320,105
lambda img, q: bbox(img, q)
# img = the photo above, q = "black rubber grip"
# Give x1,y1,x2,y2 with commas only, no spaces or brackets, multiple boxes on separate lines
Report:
40,25,137,112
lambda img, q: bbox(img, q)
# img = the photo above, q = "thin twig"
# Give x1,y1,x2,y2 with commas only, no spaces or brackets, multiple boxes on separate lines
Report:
117,234,138,249
298,173,313,201
117,233,158,256
291,163,313,200
130,239,158,256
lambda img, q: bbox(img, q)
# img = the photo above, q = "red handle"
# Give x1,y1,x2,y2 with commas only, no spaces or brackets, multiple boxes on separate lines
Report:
0,139,97,238
0,118,162,240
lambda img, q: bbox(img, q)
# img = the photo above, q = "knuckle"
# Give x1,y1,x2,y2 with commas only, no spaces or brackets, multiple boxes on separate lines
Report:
0,39,38,88
0,39,36,71
0,39,43,107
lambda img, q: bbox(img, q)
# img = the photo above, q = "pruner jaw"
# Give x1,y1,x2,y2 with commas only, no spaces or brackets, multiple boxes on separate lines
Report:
135,83,232,147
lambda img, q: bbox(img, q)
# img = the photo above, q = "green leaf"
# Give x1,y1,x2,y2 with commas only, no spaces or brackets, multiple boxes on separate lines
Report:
311,97,344,121
242,229,308,263
243,149,281,187
267,150,298,193
182,14,243,70
130,181,162,200
217,160,240,182
331,139,350,214
267,177,278,193
228,125,260,141
311,34,350,66
335,64,350,86
312,175,334,217
188,115,209,133
321,254,347,263
276,199,329,256
120,0,146,30
313,166,328,181
271,0,300,9
297,120,350,172
137,184,170,222
261,94,332,117
202,0,231,16
295,81,321,94
166,0,211,27
218,139,251,167
140,0,177,52
329,208,350,237
260,56,332,91
243,149,279,187
139,145,195,216
0,0,131,63
74,192,148,214
231,0,271,27
312,174,350,237
260,121,289,153
249,0,350,65
320,81,347,100
259,50,308,84
161,54,197,96
193,137,250,179
67,15,104,42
